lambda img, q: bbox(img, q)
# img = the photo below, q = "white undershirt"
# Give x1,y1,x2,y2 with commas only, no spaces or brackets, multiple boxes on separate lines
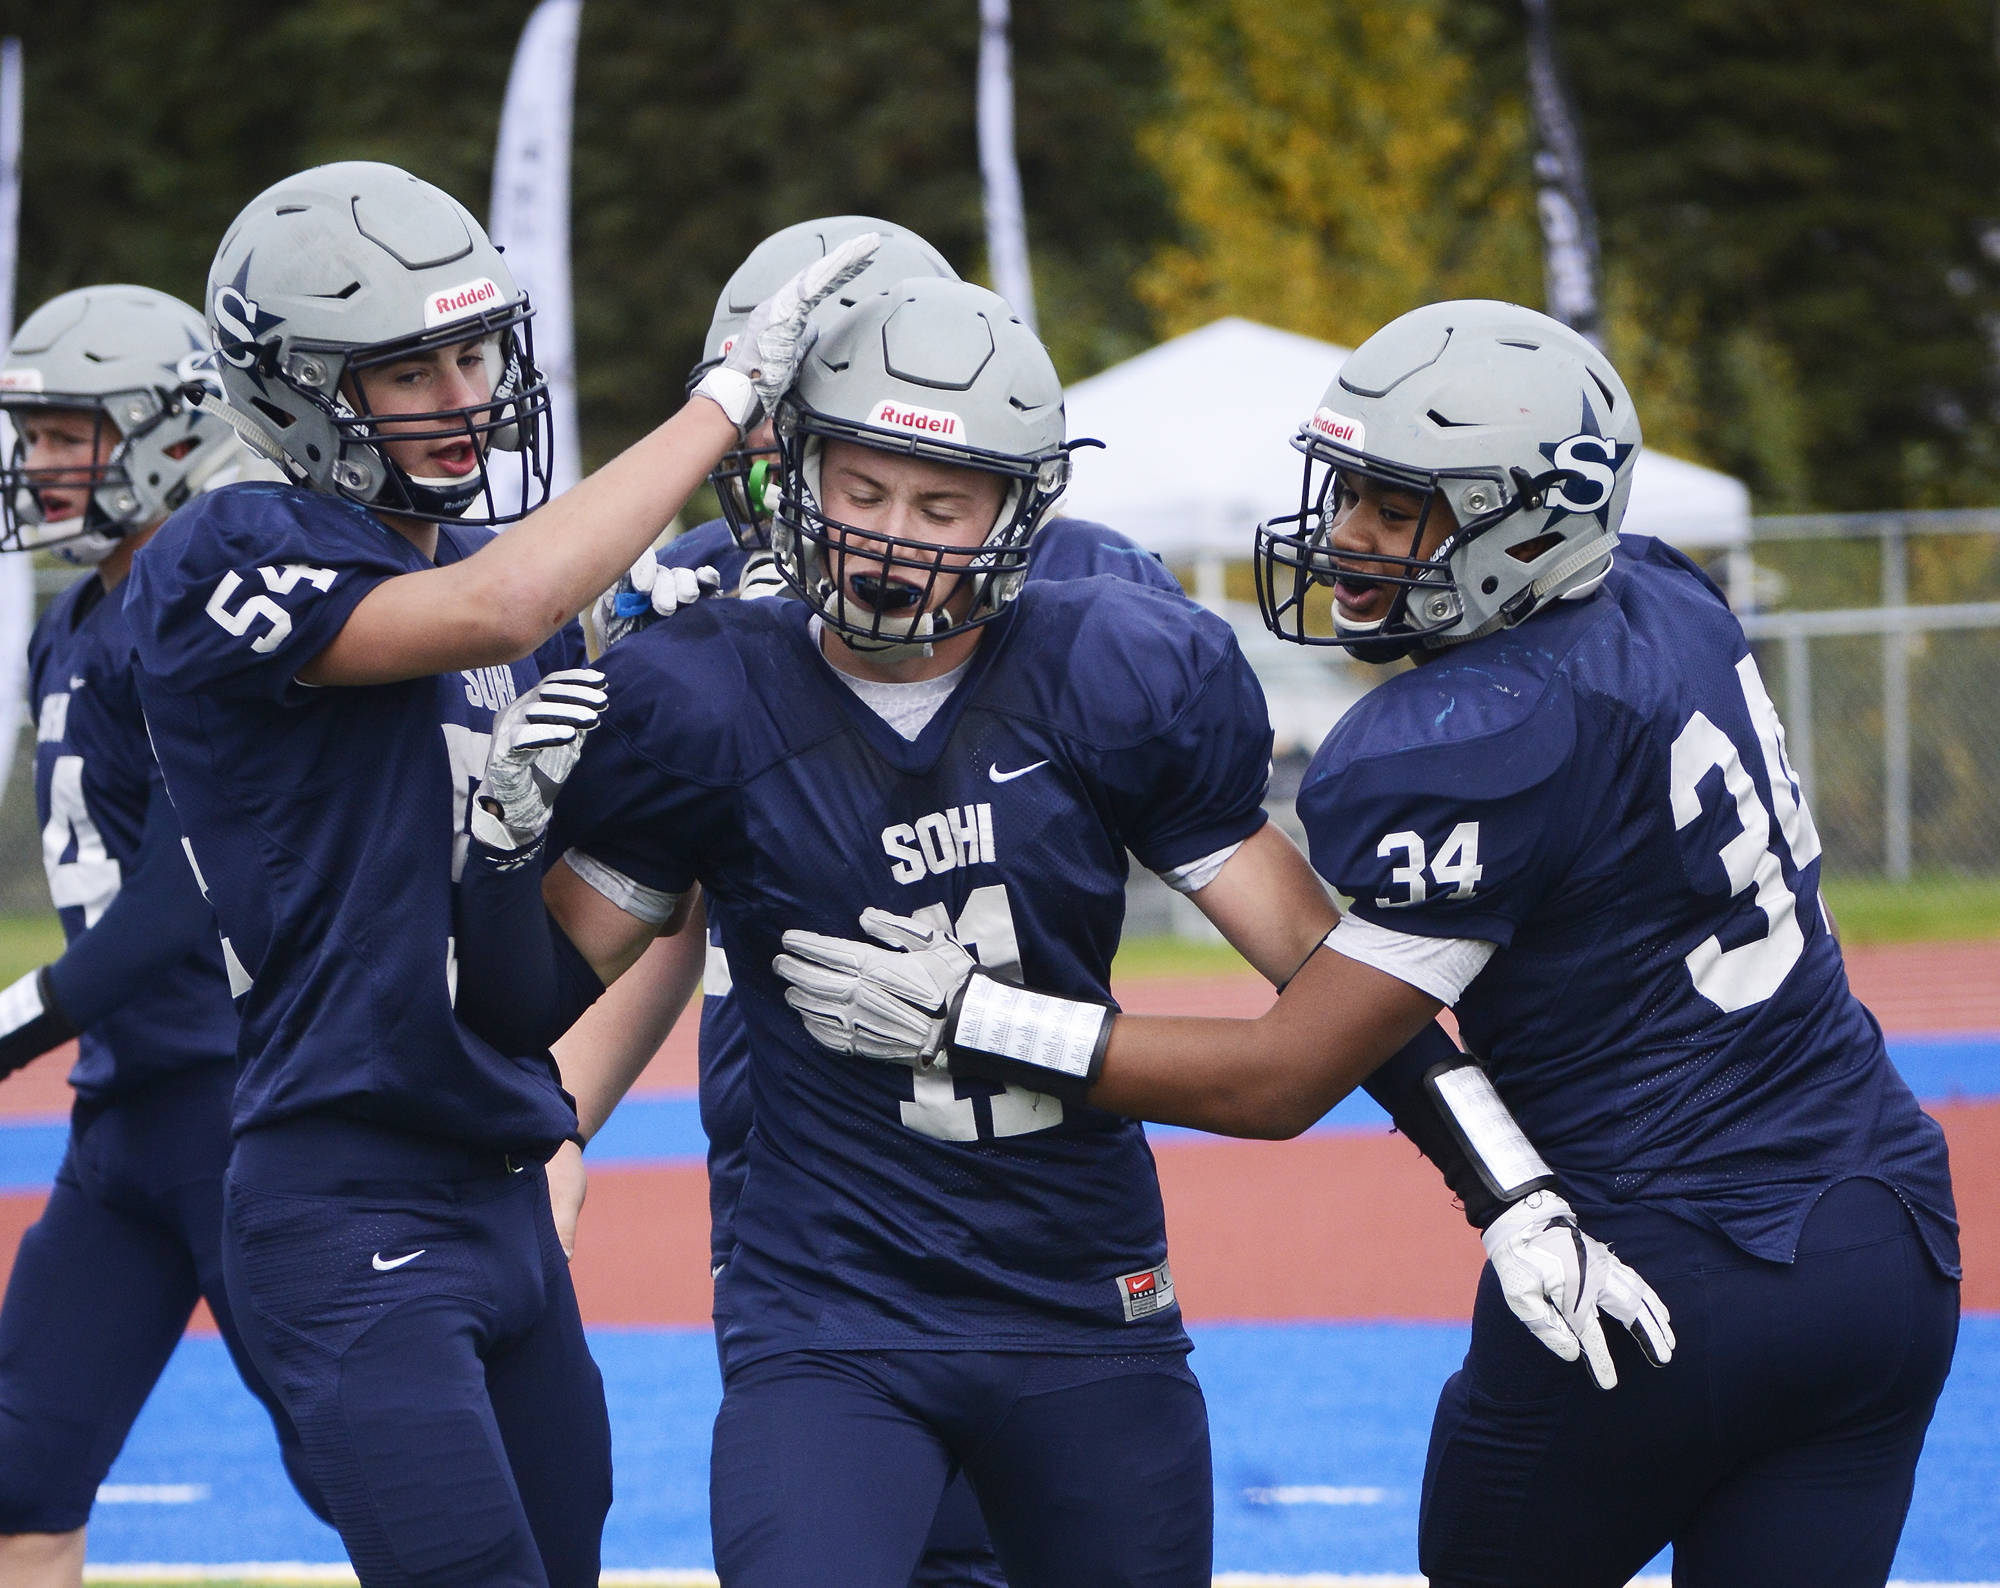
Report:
809,620,1245,889
811,616,972,741
1324,913,1497,1005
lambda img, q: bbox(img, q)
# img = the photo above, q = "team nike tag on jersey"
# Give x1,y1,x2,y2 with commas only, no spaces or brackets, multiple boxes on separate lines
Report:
1117,1262,1176,1322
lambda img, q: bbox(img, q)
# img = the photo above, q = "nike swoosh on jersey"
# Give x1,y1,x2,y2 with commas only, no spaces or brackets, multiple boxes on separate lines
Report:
371,1249,426,1271
988,760,1049,783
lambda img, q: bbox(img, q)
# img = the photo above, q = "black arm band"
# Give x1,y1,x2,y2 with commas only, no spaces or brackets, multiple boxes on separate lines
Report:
939,969,1116,1110
1361,1023,1554,1228
454,836,606,1054
0,966,82,1080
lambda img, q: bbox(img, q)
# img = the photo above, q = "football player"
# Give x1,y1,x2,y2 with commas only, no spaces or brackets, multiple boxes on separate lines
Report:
570,217,1189,1588
118,161,870,1588
0,285,325,1588
453,278,1651,1588
776,301,1960,1588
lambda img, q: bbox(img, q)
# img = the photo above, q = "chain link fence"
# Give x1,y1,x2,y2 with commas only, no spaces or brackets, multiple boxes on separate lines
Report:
1742,512,2000,882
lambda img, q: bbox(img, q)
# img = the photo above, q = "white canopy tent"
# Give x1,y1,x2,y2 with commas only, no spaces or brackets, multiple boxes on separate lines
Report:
1058,319,1753,755
1062,317,1749,564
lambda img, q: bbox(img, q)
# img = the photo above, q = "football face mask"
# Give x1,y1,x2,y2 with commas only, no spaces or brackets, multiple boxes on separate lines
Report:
0,402,128,563
773,417,1065,654
320,310,552,524
1255,439,1518,660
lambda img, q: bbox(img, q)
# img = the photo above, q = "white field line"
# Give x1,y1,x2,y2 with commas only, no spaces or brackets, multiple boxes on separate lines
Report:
75,1573,2000,1587
94,1484,211,1504
1242,1485,1389,1505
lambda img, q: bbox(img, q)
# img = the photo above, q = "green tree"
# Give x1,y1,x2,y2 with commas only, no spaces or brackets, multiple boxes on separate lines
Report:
1132,0,1542,350
1465,0,2000,510
6,0,1176,471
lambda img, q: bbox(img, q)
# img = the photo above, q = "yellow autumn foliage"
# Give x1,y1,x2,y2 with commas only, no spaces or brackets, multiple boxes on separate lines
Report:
1135,0,1543,348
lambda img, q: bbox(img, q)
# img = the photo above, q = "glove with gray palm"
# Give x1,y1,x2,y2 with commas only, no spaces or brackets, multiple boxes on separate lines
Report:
775,908,1115,1106
593,551,723,649
776,908,974,1068
471,668,609,853
692,231,881,439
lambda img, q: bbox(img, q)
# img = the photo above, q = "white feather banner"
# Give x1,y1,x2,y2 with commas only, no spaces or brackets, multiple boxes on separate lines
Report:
0,38,35,808
490,0,583,506
977,0,1037,331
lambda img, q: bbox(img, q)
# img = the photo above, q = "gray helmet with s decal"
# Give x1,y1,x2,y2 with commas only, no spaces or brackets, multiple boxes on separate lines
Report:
1256,299,1641,660
204,160,550,526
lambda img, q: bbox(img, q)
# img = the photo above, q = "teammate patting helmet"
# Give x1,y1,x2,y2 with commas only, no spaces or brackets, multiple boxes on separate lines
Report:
0,285,246,565
1256,299,1639,659
692,217,958,551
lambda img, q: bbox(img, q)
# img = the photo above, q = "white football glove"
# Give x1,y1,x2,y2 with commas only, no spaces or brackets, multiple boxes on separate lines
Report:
592,551,723,649
1481,1189,1676,1390
692,231,882,437
471,668,609,853
775,908,976,1067
737,548,788,602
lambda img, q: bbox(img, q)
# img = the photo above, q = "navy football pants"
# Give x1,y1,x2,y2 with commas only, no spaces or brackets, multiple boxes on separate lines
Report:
1421,1177,1959,1588
0,1067,321,1533
710,1347,1212,1587
222,1119,612,1588
912,1473,1008,1588
710,1270,1006,1585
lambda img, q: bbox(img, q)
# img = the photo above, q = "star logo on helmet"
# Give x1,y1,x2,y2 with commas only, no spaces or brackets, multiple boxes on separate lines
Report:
210,257,286,378
1537,397,1633,530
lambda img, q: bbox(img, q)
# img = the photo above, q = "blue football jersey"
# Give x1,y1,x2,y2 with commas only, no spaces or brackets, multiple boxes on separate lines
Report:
551,578,1271,1364
27,574,236,1097
125,483,582,1152
655,517,1189,1269
1299,535,1958,1272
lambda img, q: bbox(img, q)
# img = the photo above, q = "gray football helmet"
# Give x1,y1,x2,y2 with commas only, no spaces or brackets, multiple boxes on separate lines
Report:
1255,299,1642,661
771,277,1077,654
0,285,247,564
204,160,549,525
692,217,958,551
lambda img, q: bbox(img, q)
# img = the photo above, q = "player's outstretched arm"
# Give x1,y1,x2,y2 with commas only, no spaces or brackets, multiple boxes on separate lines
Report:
0,777,215,1081
297,234,880,686
775,891,1679,1387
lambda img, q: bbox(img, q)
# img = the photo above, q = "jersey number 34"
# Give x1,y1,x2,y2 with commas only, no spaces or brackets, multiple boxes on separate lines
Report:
1671,654,1823,1014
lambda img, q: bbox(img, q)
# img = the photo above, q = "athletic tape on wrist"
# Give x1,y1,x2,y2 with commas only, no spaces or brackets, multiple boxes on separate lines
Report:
1423,1058,1556,1203
945,971,1114,1106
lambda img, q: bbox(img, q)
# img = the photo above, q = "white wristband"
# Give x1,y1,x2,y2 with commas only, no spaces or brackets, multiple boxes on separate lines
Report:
952,975,1110,1084
1427,1062,1554,1201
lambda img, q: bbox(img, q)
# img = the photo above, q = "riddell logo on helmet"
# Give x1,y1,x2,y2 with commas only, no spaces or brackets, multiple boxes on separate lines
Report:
0,368,42,392
1309,408,1365,449
423,277,503,328
869,400,962,439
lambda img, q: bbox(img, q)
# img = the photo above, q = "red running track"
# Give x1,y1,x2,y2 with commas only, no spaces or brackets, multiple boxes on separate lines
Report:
2,940,1996,1327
